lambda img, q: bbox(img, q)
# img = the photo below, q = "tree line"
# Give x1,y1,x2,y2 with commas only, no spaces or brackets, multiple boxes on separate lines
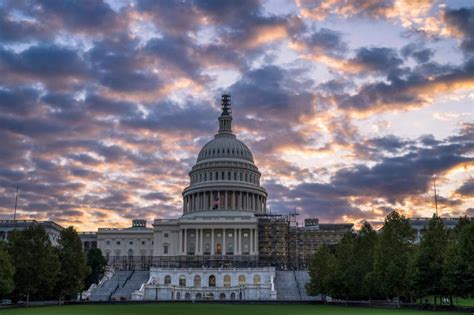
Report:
0,225,107,304
306,211,474,307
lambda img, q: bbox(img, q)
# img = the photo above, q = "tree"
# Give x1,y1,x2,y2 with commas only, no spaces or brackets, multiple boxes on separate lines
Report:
84,248,107,289
415,215,447,308
457,218,474,295
8,225,60,304
306,244,335,301
55,227,91,300
329,232,355,301
372,211,415,306
350,222,377,300
0,241,15,298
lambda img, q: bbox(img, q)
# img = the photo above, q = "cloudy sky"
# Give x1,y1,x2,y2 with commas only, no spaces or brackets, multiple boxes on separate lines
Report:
0,0,473,231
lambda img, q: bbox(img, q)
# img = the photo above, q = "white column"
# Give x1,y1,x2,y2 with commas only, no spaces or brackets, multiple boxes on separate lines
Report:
223,229,226,255
184,229,187,255
254,228,258,255
233,228,237,255
178,228,182,255
250,228,253,255
211,229,215,255
195,229,198,255
199,229,203,254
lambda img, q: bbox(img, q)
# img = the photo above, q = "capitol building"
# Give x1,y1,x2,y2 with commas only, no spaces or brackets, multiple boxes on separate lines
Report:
1,95,353,301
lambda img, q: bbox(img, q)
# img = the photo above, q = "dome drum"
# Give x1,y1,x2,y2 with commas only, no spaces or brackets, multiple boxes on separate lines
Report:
182,95,267,216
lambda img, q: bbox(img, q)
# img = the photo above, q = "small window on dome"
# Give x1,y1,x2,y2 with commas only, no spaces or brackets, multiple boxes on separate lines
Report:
234,172,237,180
227,149,230,154
213,149,215,154
210,172,213,180
217,149,220,154
215,172,218,180
228,172,231,180
240,173,243,181
221,172,225,180
232,149,234,154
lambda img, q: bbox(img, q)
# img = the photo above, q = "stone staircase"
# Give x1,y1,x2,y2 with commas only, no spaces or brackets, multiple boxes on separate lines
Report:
275,270,319,301
275,271,301,300
112,271,150,301
88,271,133,301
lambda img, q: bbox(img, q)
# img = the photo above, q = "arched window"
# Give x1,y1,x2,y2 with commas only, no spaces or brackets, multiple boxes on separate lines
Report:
238,275,246,285
231,293,236,300
195,293,202,300
164,275,171,285
179,275,186,287
209,275,216,287
194,275,201,287
253,275,261,285
176,292,181,300
185,292,191,300
219,293,226,300
224,275,231,288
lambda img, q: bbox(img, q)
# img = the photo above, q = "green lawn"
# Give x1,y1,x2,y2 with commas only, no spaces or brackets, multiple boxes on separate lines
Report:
0,304,467,315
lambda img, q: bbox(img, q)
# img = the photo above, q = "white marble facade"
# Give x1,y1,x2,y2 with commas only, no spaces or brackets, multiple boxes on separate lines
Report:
134,267,276,301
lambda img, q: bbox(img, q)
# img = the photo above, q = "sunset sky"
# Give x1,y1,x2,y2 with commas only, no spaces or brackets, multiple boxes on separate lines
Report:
0,0,473,231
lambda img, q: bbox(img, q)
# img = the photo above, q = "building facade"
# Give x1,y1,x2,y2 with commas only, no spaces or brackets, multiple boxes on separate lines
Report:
78,95,353,300
0,219,63,246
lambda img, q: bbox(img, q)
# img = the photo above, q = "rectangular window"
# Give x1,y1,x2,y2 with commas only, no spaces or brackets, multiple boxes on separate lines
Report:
164,245,169,254
164,233,169,238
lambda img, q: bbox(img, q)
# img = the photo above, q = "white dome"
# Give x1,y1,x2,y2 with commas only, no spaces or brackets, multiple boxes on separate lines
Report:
182,94,267,216
197,134,254,163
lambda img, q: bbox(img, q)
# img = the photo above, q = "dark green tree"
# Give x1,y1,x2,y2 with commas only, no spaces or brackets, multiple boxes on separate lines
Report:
84,248,107,289
8,225,60,304
457,218,474,295
306,244,335,301
441,231,464,305
350,221,377,300
372,211,415,306
329,232,355,301
55,227,91,300
0,241,15,298
415,215,447,308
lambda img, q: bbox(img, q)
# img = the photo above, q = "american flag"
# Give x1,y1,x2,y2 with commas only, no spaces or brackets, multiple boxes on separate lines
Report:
212,197,220,209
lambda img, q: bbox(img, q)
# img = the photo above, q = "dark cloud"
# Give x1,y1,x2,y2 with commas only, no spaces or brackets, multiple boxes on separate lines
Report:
336,57,474,112
0,9,50,42
29,0,121,34
351,47,404,76
456,179,474,197
305,28,347,54
331,141,473,203
0,86,41,115
401,43,434,64
444,7,474,53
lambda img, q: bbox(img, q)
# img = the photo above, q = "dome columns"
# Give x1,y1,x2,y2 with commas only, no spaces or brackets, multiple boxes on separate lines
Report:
183,189,267,214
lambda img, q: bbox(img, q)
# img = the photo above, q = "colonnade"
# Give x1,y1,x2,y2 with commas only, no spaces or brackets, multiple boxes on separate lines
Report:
183,191,266,213
178,228,258,256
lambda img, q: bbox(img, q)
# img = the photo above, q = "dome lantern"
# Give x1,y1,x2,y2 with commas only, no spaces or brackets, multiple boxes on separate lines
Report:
218,94,233,135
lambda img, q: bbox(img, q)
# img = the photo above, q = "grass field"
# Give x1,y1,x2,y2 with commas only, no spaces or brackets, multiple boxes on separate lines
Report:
0,304,467,315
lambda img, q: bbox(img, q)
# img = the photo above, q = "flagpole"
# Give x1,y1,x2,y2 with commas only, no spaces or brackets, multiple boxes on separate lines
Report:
13,185,19,221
